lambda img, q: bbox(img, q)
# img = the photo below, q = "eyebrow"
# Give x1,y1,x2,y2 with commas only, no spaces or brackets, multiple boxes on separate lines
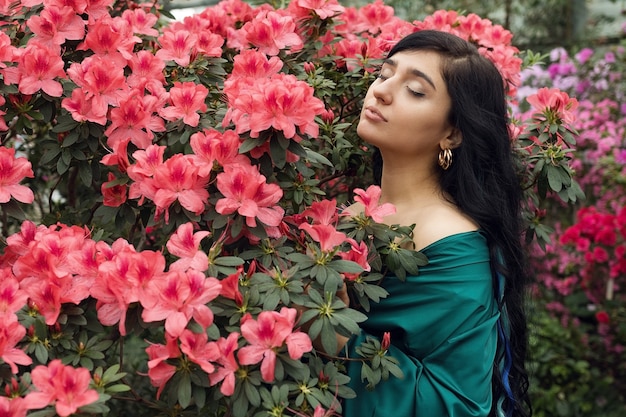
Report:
382,57,437,91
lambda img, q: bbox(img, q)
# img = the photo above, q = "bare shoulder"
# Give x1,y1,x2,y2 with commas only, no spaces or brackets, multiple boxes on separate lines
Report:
410,203,479,251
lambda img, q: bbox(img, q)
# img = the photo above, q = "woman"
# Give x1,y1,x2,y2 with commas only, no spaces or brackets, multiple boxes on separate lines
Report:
340,30,532,417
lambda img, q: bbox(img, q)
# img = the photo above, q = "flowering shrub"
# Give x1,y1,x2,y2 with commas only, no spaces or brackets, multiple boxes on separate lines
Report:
519,37,626,416
0,1,581,416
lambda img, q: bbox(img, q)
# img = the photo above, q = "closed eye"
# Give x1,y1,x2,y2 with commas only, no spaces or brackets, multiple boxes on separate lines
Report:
407,87,424,97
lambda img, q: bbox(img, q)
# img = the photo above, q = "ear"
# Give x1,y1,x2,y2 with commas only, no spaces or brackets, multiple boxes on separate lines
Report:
440,128,462,150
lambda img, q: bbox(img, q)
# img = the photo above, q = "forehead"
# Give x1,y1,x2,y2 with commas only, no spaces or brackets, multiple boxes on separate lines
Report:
383,50,446,89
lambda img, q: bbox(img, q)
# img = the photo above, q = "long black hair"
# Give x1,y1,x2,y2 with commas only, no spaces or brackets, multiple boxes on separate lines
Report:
373,30,532,417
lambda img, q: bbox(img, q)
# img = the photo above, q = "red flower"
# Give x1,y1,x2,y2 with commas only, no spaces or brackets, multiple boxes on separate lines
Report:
595,311,610,324
101,172,128,207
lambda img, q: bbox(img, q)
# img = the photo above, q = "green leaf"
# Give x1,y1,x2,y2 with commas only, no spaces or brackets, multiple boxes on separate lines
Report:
177,372,192,409
214,256,244,266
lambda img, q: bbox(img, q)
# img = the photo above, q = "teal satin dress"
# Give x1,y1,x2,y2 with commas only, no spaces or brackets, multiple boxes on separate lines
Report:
342,231,499,417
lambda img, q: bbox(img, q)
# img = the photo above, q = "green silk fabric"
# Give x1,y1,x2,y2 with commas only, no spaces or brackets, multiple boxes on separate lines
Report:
342,231,499,417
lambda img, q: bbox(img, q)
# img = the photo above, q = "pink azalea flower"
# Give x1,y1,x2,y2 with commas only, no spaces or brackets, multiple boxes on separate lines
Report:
190,129,249,176
0,273,29,317
101,172,128,207
61,87,108,125
302,199,338,225
78,15,139,66
0,146,34,204
121,7,159,37
219,268,244,306
215,161,284,228
195,31,224,57
527,87,579,124
179,329,221,374
127,50,166,89
16,41,66,97
0,96,8,132
0,396,28,417
353,185,396,223
146,333,180,399
237,307,312,382
126,144,166,204
151,154,210,222
224,73,325,139
0,315,32,373
239,10,303,56
339,239,371,281
141,269,222,337
166,222,210,272
92,246,166,335
288,0,345,20
359,0,395,34
155,28,198,67
26,359,99,417
159,81,208,127
26,5,85,47
104,93,157,150
299,223,347,252
209,332,240,395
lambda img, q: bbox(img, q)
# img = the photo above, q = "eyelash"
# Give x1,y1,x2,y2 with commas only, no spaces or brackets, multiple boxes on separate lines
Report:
376,73,424,97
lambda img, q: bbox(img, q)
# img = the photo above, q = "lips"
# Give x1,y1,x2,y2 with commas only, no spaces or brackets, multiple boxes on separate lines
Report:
363,106,387,122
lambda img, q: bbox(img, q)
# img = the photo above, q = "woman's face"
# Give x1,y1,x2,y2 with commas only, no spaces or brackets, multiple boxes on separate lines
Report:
357,50,455,160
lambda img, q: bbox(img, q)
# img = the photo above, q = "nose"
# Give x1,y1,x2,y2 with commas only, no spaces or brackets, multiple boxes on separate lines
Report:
371,78,392,104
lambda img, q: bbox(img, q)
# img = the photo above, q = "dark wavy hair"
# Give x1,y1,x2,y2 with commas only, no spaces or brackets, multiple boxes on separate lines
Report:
372,30,532,417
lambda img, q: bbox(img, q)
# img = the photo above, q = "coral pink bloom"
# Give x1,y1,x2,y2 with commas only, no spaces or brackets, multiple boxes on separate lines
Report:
0,315,32,373
299,223,347,252
92,247,166,335
0,396,27,417
166,222,210,272
359,0,395,34
288,0,345,20
159,81,208,127
104,93,156,150
302,199,338,225
240,10,303,56
46,0,89,15
237,307,312,382
155,28,198,67
67,55,127,115
0,146,34,204
526,87,579,124
209,332,240,396
0,274,28,317
179,329,221,374
26,5,85,46
26,359,99,417
121,8,159,37
195,31,224,57
127,50,166,89
146,333,180,398
141,269,222,337
83,0,115,23
339,239,370,281
0,96,7,132
78,15,139,66
152,154,209,221
353,185,396,223
61,87,108,125
101,172,128,207
126,145,166,203
224,73,324,139
224,49,283,91
190,129,249,175
219,268,244,306
16,41,66,97
215,162,284,228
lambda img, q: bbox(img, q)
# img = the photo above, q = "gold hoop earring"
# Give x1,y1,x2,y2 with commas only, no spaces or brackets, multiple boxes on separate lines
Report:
438,148,452,170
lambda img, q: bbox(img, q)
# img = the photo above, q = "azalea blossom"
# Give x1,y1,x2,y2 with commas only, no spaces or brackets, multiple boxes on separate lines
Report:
288,0,345,20
155,27,198,67
0,315,32,373
219,268,244,306
15,41,66,97
224,73,325,139
238,10,303,56
179,329,221,374
141,269,222,337
0,396,27,417
101,172,128,207
299,223,347,252
26,359,99,417
145,333,180,399
77,15,139,66
122,7,159,37
0,146,34,204
301,198,339,225
208,331,240,395
215,161,284,228
26,4,85,47
353,185,396,222
527,87,579,124
339,239,371,281
159,81,208,127
166,222,210,272
190,128,250,176
237,307,312,382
